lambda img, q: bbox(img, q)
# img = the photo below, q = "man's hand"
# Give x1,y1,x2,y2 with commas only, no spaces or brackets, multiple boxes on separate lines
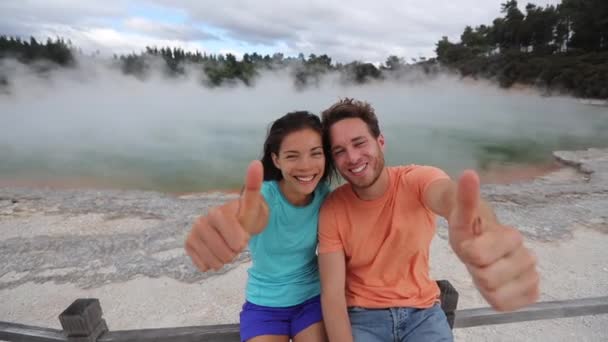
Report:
185,160,268,272
448,170,540,312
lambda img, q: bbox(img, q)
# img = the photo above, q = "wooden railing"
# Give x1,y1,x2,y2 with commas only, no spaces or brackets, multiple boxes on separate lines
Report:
2,281,607,342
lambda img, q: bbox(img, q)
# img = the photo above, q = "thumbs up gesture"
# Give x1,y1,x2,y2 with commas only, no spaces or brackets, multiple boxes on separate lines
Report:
236,160,269,233
448,170,540,312
185,161,269,272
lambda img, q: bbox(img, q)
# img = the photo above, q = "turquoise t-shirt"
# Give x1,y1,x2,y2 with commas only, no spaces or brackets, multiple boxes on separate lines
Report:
245,180,330,307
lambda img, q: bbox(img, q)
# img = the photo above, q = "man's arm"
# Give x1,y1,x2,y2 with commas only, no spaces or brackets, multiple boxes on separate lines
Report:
423,178,497,224
319,251,352,342
420,171,539,312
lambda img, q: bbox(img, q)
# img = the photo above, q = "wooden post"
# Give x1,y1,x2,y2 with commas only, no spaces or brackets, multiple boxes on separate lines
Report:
437,280,459,329
58,299,108,342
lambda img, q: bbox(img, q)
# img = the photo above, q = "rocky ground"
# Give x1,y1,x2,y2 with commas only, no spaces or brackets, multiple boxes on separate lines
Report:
1,148,607,341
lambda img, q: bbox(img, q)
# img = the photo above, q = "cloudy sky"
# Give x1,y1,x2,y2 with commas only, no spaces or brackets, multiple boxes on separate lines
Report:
1,0,561,63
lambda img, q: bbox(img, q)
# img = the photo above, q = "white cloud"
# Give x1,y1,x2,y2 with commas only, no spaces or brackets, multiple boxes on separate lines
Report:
82,28,206,54
218,49,244,59
31,24,206,56
1,0,563,62
0,0,127,26
123,17,216,41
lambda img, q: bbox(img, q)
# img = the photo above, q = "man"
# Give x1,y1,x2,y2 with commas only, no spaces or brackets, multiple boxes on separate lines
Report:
317,98,539,341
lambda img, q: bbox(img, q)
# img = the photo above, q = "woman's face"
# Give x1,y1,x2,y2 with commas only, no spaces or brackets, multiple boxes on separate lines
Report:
272,128,326,198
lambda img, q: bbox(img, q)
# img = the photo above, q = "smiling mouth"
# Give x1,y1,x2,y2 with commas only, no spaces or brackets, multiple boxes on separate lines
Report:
349,163,367,175
294,175,316,183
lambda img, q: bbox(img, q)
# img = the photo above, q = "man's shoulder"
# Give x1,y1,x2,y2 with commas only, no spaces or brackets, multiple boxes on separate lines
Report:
390,165,450,193
391,164,448,178
322,183,351,208
390,164,437,173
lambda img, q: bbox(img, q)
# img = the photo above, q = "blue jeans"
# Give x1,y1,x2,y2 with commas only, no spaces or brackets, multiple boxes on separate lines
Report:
348,303,453,342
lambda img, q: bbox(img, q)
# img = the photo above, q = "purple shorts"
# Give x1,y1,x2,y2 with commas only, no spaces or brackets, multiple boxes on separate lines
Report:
239,295,323,341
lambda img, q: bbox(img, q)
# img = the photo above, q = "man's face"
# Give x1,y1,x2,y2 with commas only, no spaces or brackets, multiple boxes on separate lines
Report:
328,118,385,189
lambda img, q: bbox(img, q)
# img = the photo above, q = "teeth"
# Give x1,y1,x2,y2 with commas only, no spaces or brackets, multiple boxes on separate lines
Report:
351,164,366,173
296,175,314,182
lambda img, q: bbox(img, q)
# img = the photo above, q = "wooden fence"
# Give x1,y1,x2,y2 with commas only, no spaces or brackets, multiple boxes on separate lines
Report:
2,281,607,342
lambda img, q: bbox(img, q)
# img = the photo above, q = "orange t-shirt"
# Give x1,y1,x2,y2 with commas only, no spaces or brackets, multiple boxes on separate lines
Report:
318,165,449,309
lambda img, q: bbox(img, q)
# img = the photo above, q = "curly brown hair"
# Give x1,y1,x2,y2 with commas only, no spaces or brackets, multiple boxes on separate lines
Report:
321,98,381,142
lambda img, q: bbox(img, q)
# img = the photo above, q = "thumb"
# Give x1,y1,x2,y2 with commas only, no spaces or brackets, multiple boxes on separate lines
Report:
237,160,264,231
450,169,480,236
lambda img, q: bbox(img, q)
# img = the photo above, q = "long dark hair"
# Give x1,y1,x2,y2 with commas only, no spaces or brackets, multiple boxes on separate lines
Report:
261,111,334,184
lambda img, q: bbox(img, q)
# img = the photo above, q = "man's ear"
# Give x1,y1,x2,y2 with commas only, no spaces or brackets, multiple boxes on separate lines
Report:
378,134,385,152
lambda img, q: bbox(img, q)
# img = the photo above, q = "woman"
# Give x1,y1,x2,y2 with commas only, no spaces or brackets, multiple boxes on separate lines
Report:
186,111,334,342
